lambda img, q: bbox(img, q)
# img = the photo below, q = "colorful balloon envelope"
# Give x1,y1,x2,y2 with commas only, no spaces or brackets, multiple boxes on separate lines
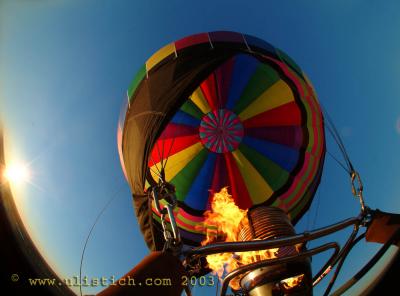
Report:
118,31,325,250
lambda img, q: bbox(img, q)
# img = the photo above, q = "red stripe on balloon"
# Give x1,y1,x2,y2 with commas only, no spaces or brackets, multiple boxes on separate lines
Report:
175,33,209,51
148,134,200,166
245,126,303,149
159,123,198,140
215,58,234,108
207,154,230,210
242,102,302,128
178,208,206,223
200,73,219,110
223,153,253,209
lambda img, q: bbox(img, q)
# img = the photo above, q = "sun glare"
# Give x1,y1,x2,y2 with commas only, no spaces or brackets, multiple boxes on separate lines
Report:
3,163,30,185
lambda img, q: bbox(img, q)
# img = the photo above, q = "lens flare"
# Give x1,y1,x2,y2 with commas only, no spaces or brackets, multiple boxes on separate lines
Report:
3,163,30,185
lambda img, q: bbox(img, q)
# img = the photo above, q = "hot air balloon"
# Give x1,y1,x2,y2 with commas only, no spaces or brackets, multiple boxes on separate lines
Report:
113,31,400,296
118,31,325,250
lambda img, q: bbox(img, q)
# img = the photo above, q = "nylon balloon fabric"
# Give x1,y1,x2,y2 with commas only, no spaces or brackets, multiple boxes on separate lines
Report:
119,31,325,250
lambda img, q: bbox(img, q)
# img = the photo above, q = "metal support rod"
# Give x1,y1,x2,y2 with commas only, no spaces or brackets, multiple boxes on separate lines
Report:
152,187,166,215
312,232,365,287
166,203,180,243
322,224,360,296
185,216,361,257
151,184,181,245
220,243,339,296
331,229,400,296
312,242,341,285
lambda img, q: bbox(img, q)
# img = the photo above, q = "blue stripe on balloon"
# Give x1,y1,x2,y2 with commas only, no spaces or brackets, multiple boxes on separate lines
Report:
179,228,204,243
225,54,260,110
242,136,299,172
184,153,217,211
171,110,201,127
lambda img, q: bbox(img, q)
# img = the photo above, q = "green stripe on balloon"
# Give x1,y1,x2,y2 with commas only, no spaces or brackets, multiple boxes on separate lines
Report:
177,213,204,229
180,99,204,119
171,148,208,202
284,153,317,206
233,63,280,115
276,48,304,79
238,143,290,191
127,64,146,100
288,186,314,222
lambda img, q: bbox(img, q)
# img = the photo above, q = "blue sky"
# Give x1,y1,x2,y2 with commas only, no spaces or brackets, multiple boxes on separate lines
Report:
1,1,400,295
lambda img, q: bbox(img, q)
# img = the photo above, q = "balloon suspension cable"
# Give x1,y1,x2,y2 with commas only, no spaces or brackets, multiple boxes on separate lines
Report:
321,105,354,173
162,124,177,170
149,153,163,179
321,105,368,213
151,178,182,253
79,185,124,296
326,150,351,175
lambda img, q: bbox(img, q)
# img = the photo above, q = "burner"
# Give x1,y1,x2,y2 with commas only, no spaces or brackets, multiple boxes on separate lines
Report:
237,206,313,296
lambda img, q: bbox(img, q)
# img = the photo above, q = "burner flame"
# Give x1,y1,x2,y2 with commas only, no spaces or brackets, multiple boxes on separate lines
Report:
200,188,278,290
280,274,305,289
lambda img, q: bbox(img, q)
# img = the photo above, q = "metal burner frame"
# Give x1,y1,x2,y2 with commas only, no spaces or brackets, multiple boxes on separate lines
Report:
184,211,372,296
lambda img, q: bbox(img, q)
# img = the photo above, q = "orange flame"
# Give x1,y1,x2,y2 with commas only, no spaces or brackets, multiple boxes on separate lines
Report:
200,188,278,290
281,274,305,289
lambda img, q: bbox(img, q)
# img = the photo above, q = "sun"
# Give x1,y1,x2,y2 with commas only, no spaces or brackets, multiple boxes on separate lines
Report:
3,163,30,185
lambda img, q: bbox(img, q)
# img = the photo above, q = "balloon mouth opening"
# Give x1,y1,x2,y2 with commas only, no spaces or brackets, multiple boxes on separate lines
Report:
199,109,244,153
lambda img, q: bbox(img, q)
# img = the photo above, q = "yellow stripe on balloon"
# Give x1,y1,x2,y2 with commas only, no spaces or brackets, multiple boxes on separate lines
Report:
239,80,294,121
146,43,176,72
190,88,211,114
150,142,204,181
231,150,273,204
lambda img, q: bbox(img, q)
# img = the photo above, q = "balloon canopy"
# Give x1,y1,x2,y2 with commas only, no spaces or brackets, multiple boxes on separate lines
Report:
118,31,325,250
